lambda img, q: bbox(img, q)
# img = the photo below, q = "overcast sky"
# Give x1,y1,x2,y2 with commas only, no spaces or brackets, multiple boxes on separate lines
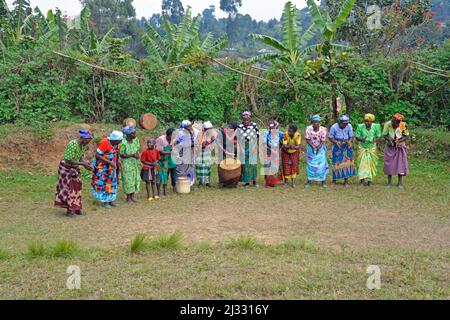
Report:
7,0,311,21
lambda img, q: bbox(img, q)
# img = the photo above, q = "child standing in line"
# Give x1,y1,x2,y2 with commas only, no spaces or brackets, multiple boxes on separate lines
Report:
140,138,161,201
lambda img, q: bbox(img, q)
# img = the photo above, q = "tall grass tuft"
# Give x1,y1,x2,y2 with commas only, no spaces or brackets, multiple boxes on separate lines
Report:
149,231,183,249
130,233,147,253
227,235,261,249
278,239,318,252
0,248,9,260
51,240,79,258
27,241,47,258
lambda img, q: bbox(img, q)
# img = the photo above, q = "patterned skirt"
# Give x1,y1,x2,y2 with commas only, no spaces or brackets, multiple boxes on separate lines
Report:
306,144,329,182
195,149,212,184
357,145,378,181
331,143,356,180
241,145,258,183
282,151,300,179
55,160,83,211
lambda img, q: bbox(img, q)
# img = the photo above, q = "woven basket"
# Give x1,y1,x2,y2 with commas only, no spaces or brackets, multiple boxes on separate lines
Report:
219,159,241,187
139,113,158,130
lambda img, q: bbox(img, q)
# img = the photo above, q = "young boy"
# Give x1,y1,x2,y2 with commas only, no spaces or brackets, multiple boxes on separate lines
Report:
140,138,161,201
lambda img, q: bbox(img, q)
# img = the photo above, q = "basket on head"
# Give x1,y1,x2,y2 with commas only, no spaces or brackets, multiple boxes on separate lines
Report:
139,113,158,130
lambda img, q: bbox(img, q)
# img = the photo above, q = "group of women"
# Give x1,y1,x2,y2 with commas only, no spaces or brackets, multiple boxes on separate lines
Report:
54,111,410,217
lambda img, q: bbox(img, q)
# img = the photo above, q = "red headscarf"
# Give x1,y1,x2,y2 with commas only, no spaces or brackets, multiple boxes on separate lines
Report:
392,113,404,121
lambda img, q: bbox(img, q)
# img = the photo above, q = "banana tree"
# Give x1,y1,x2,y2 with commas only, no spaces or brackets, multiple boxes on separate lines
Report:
306,0,357,121
247,1,317,66
306,0,356,56
143,6,227,66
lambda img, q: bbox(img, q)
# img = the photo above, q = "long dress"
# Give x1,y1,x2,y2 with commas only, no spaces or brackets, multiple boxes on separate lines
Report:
263,129,283,187
305,126,329,182
91,138,120,203
329,123,356,180
120,138,141,194
383,120,409,176
55,140,87,212
237,122,259,183
355,123,382,181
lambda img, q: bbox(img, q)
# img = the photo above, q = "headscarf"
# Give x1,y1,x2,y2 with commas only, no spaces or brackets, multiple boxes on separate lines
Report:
269,120,279,129
180,120,192,129
339,114,350,123
364,113,375,122
392,113,405,121
79,129,94,139
122,126,136,135
108,130,124,141
203,121,213,130
242,111,252,118
311,114,321,122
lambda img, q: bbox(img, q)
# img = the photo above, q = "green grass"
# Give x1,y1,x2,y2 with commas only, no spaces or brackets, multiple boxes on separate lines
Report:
227,235,262,249
130,233,147,253
0,126,448,299
27,241,47,258
50,240,79,258
148,231,183,249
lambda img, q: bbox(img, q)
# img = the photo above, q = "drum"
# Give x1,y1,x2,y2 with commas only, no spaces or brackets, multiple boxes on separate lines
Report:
123,118,137,128
176,177,191,194
219,159,241,187
139,113,158,130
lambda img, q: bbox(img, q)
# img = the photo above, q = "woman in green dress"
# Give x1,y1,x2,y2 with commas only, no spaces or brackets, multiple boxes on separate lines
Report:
120,126,141,203
355,113,382,186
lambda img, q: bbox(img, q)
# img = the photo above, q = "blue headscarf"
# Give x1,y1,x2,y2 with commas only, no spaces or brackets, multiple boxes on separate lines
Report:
339,114,350,123
122,126,136,135
79,129,93,139
311,115,321,122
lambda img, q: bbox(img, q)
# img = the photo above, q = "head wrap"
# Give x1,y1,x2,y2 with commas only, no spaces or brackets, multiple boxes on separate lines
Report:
242,111,252,118
122,126,136,135
269,120,279,129
392,113,404,121
339,114,350,123
203,121,213,130
108,130,124,141
180,120,192,129
364,113,375,122
79,129,93,139
311,114,321,122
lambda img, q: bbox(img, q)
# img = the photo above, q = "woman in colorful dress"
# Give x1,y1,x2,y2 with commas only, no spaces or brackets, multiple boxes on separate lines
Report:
237,111,259,188
262,120,283,188
383,113,409,188
156,128,177,193
55,129,94,217
196,121,217,187
281,124,301,188
91,130,123,208
329,114,355,187
355,113,382,186
120,126,141,203
305,115,329,188
174,120,197,187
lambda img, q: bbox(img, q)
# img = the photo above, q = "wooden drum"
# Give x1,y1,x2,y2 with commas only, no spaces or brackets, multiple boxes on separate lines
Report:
218,159,241,188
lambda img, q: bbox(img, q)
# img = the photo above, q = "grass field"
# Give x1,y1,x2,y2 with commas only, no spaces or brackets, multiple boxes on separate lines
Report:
0,152,449,299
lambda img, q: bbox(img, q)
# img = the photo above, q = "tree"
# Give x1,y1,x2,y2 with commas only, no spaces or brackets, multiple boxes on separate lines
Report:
248,1,317,66
162,0,185,25
220,0,243,46
143,6,227,66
